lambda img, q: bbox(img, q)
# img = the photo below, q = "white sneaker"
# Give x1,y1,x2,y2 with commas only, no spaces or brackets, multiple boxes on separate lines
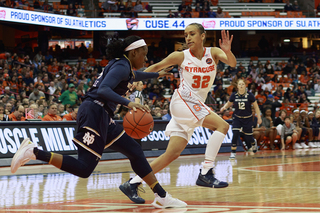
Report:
295,143,303,149
301,142,309,149
308,142,317,148
229,152,236,159
152,193,187,209
11,138,36,174
317,142,320,148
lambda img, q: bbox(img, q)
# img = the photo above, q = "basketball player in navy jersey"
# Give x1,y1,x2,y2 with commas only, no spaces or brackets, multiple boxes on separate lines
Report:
10,36,187,209
220,78,262,159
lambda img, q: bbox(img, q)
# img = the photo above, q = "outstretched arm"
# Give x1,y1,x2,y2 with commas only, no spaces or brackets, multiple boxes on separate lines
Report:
212,30,237,67
144,51,184,73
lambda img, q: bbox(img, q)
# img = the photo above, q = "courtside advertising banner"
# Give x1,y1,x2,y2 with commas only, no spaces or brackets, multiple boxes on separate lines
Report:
1,7,320,31
0,121,233,158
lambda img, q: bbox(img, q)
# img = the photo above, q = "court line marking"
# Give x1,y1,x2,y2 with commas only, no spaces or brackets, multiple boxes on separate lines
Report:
236,159,320,172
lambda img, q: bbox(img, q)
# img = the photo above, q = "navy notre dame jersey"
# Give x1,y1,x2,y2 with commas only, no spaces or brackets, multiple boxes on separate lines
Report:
229,92,255,117
85,57,134,117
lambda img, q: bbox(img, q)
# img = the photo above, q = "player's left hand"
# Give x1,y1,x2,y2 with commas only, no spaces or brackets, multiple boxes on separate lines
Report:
158,66,174,77
219,30,233,53
257,117,262,125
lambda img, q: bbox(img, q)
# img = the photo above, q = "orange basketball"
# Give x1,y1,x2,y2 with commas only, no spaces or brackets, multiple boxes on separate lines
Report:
123,109,154,139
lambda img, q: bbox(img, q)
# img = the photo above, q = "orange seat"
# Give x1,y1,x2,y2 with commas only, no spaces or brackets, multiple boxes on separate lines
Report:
191,12,199,18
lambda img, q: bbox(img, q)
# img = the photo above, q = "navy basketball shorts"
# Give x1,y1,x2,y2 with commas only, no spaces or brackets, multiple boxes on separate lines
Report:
232,116,253,135
72,101,125,159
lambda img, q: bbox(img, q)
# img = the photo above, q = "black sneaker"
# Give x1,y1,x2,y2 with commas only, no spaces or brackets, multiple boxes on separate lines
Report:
119,178,145,204
196,168,229,188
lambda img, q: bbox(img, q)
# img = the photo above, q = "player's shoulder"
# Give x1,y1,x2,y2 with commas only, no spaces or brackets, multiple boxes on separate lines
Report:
210,47,224,55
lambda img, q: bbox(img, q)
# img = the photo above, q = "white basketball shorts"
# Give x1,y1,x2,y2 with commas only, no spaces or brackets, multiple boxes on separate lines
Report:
165,89,211,141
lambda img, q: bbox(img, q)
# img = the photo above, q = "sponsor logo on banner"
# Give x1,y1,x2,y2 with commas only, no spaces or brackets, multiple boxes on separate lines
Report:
0,10,5,19
202,20,216,28
0,125,77,157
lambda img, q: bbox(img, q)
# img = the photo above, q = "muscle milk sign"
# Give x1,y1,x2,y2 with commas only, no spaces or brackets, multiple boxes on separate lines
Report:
0,122,77,158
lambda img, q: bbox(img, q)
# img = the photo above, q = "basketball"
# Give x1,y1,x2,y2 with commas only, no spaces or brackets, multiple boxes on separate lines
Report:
123,109,154,139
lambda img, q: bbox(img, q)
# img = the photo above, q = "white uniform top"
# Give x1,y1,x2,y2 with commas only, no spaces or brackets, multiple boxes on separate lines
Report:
178,47,217,103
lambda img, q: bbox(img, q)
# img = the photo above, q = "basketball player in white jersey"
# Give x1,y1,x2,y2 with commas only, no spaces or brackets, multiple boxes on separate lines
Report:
119,23,237,204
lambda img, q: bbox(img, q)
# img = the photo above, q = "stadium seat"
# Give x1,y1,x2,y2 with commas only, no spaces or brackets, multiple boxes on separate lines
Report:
191,12,199,18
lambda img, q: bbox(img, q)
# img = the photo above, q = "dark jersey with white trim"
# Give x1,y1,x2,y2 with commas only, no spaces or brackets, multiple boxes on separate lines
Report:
85,56,158,117
229,92,255,117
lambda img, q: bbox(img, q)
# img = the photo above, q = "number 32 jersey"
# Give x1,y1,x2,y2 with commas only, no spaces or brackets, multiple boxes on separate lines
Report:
179,47,216,102
229,92,256,117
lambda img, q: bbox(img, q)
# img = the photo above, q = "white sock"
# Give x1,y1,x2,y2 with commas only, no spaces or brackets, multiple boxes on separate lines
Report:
129,175,143,184
201,131,226,175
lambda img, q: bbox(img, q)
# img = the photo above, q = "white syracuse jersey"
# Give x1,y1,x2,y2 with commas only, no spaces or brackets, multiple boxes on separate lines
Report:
178,47,216,102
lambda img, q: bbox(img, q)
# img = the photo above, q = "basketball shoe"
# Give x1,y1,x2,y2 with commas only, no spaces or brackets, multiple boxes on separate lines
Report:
229,152,236,159
119,178,145,204
252,139,258,153
196,168,228,188
11,138,36,174
151,193,187,209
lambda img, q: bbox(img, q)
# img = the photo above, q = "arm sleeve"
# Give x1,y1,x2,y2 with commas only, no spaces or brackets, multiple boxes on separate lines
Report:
97,64,131,106
133,71,159,81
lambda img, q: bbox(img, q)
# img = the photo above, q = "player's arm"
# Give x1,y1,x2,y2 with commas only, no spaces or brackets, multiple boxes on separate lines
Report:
212,30,237,67
253,101,262,125
220,101,233,113
97,64,131,106
144,51,184,73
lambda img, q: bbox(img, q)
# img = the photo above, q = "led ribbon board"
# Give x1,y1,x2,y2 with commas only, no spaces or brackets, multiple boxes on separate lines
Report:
1,7,320,31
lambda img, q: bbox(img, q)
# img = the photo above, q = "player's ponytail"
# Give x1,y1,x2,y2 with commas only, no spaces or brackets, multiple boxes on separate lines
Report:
106,35,143,59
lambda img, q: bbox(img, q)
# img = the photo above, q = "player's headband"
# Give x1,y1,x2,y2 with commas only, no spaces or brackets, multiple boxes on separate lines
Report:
308,111,314,115
293,109,299,113
124,39,147,52
300,110,306,113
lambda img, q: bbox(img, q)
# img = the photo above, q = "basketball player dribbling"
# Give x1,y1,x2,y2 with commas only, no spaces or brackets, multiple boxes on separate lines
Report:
10,35,187,209
120,23,237,203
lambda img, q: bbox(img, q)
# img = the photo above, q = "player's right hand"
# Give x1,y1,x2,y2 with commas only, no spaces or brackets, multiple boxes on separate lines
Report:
220,107,225,113
128,102,150,112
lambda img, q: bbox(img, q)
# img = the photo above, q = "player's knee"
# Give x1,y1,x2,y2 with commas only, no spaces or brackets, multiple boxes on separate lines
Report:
218,122,229,135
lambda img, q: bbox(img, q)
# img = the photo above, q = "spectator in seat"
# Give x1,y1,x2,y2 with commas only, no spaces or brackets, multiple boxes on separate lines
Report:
100,55,109,67
292,0,301,11
216,7,224,18
167,9,175,18
33,0,41,9
284,0,293,11
42,104,62,121
42,0,53,11
133,0,143,14
86,54,96,67
178,0,186,12
59,83,78,107
29,88,45,102
63,107,78,121
161,109,171,121
117,0,126,16
0,103,11,121
9,105,25,121
67,3,77,16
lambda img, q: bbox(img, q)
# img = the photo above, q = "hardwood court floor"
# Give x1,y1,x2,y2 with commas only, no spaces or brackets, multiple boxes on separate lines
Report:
1,149,320,212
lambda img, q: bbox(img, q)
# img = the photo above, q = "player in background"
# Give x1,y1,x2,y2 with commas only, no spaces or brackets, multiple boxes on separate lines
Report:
220,79,262,159
10,35,187,209
120,23,237,203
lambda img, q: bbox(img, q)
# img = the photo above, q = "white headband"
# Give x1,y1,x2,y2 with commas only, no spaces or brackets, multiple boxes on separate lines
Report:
293,109,299,113
308,111,314,115
124,39,147,51
300,110,306,113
